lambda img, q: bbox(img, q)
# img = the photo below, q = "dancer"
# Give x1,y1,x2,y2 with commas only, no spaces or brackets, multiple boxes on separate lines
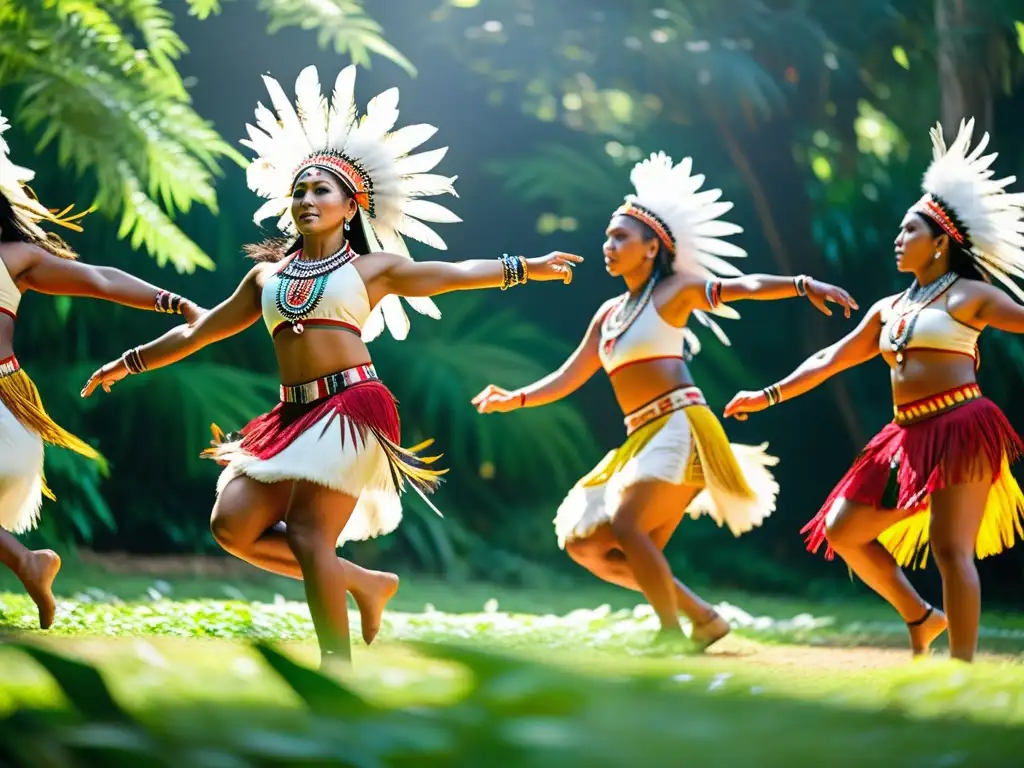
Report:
0,111,202,629
81,65,582,667
473,152,857,648
725,119,1024,662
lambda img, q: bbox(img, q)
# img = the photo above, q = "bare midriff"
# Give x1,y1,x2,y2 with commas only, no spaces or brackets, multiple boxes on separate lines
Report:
0,314,13,360
881,347,978,405
608,357,697,415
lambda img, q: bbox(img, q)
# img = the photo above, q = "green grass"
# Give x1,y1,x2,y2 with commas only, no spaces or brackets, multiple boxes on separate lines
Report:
1,561,1023,765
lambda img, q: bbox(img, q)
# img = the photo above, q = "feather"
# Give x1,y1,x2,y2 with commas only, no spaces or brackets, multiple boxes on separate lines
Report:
294,65,328,150
361,305,386,342
394,147,449,176
405,296,442,319
396,216,448,250
386,124,438,157
239,66,459,341
403,200,462,224
380,294,411,340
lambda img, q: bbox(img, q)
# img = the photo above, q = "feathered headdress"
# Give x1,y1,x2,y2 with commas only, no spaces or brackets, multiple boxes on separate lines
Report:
0,110,88,239
615,151,746,347
241,65,461,341
913,118,1024,300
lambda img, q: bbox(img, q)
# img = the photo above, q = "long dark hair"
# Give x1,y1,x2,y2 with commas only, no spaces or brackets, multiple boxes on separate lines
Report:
920,211,986,282
244,171,371,263
0,189,78,260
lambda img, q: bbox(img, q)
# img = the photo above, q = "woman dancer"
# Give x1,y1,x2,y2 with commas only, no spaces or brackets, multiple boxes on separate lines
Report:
81,65,582,666
473,152,857,648
725,119,1024,662
0,111,202,629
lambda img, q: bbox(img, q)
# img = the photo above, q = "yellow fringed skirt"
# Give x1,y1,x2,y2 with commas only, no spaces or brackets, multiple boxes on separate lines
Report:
553,386,779,548
0,356,105,533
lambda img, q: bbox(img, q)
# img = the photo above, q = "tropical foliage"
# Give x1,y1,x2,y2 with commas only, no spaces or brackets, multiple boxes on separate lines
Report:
0,0,414,273
3,0,1024,596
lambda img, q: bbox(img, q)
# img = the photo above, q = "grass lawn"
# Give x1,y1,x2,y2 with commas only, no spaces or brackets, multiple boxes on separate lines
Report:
1,558,1023,765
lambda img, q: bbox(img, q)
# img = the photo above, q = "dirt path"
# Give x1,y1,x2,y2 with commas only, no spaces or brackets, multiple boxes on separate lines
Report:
702,634,1016,669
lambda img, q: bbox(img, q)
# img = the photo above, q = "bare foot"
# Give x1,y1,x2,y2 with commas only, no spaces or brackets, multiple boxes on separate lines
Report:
690,613,731,652
318,648,352,674
350,570,399,645
17,549,61,630
908,607,947,656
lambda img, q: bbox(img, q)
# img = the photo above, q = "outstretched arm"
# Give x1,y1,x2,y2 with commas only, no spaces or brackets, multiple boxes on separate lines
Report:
377,251,582,298
472,301,607,414
953,281,1024,335
723,299,884,420
16,243,203,322
81,266,265,397
659,270,858,325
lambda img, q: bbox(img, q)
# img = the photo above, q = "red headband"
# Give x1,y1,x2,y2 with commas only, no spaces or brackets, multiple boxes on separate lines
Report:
294,153,372,215
615,202,675,253
913,195,965,245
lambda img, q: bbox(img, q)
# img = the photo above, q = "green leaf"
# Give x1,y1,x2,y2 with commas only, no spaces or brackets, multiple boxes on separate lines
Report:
253,642,376,717
11,642,128,722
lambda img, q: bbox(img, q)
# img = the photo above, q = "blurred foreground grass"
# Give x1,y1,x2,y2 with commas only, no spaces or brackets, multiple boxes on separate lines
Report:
1,560,1023,765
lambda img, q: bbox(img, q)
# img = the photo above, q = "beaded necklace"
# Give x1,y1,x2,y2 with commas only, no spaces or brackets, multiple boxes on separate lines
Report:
275,242,357,334
887,271,958,365
600,277,656,358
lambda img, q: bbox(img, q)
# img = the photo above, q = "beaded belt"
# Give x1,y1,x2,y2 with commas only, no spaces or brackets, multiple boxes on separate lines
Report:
624,386,706,435
280,363,377,405
0,355,20,378
893,383,980,425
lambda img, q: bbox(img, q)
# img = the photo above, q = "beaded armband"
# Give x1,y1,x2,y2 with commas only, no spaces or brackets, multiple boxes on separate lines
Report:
155,290,184,314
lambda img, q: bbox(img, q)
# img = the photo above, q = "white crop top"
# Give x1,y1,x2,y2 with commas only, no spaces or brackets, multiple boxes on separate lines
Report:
262,254,371,338
598,296,686,374
878,287,980,359
0,256,22,319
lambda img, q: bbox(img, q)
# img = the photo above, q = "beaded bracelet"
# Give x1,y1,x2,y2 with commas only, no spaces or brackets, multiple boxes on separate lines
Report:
705,279,723,310
155,290,185,314
500,254,528,290
121,346,147,375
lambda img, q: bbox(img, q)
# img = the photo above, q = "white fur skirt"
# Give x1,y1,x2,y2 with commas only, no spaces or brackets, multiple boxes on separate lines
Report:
553,402,779,548
0,397,45,534
205,380,444,546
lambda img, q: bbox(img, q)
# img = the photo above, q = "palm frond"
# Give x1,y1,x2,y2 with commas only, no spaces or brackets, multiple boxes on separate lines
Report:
184,0,222,19
486,142,626,216
0,5,236,273
255,0,417,76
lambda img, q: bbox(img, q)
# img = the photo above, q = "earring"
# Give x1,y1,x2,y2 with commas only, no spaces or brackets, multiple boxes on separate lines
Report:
933,251,941,261
344,219,351,231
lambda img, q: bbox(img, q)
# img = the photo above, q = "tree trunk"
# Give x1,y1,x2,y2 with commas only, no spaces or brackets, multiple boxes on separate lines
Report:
935,0,996,134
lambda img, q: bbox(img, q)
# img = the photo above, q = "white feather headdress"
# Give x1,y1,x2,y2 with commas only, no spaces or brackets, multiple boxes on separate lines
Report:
241,65,461,341
0,110,88,238
913,118,1024,301
615,151,747,347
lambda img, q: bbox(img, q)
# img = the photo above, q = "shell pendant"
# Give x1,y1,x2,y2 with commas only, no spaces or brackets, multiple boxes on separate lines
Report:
293,321,304,334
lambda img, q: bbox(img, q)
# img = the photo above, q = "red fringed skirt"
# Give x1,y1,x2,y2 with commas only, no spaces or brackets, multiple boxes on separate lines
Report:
802,386,1024,568
205,377,444,544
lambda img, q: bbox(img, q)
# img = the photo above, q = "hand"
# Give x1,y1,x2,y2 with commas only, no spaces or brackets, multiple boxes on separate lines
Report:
526,252,583,285
471,384,523,414
181,300,206,326
81,358,129,398
723,390,769,421
805,279,859,318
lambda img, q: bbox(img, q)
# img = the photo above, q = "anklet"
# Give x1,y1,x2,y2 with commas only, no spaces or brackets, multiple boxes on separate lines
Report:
907,606,933,627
